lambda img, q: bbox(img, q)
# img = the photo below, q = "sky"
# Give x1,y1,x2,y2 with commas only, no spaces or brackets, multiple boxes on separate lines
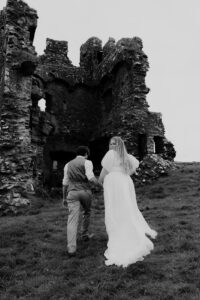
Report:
1,0,200,162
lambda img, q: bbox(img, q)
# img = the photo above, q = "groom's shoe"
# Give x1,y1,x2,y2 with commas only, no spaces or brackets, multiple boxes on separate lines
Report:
67,251,76,258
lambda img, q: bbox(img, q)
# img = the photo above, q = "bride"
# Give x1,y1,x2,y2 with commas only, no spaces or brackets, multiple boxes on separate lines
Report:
99,136,157,267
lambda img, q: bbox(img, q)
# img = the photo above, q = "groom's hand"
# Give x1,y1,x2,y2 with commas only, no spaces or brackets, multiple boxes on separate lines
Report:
93,184,103,194
62,185,68,208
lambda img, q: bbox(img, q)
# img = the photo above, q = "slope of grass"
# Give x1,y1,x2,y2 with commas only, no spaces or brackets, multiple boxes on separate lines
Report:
0,162,200,299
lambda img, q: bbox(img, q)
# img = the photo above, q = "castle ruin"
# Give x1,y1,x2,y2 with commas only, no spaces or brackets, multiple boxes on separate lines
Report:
0,0,175,214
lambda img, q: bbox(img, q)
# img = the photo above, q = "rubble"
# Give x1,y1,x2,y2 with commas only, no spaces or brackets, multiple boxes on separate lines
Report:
133,154,176,185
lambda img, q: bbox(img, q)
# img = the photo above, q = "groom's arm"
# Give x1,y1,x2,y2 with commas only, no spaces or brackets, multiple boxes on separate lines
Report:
62,163,69,203
85,160,101,186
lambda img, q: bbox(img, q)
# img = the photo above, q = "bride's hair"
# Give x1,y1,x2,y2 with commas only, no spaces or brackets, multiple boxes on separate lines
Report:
110,136,132,173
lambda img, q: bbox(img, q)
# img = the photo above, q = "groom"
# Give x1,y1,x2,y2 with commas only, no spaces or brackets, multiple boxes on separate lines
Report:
62,145,100,257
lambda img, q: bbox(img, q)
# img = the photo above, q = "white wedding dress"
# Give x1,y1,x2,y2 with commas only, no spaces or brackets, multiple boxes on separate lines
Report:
102,150,157,267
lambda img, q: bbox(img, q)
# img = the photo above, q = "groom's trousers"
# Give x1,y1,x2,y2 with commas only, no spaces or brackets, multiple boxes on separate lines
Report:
66,190,92,253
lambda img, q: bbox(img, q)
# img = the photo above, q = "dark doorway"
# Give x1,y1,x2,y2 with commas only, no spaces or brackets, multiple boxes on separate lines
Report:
102,88,113,113
138,134,147,160
45,93,53,113
154,136,164,154
28,26,36,43
44,150,76,187
89,137,110,174
50,151,76,187
97,51,103,64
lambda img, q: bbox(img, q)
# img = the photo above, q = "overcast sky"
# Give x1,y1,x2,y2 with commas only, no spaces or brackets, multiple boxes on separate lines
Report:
1,0,200,161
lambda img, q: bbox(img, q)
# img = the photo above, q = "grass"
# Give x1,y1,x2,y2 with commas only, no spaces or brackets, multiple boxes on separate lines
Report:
0,162,200,299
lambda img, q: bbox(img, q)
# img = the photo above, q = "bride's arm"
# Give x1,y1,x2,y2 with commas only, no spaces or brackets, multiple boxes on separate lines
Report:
128,155,140,175
98,167,108,184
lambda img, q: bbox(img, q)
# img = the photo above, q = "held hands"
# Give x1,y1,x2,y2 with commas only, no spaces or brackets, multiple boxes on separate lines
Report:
62,185,68,208
62,201,69,211
62,195,68,209
89,176,103,193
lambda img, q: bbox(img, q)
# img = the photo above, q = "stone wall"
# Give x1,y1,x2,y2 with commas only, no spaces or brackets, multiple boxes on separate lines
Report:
0,0,38,213
0,8,6,110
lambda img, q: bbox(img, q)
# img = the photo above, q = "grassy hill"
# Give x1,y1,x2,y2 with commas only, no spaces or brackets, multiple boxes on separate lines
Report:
0,162,200,299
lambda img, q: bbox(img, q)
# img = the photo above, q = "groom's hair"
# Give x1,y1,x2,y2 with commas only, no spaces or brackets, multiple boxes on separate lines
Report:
76,146,90,157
